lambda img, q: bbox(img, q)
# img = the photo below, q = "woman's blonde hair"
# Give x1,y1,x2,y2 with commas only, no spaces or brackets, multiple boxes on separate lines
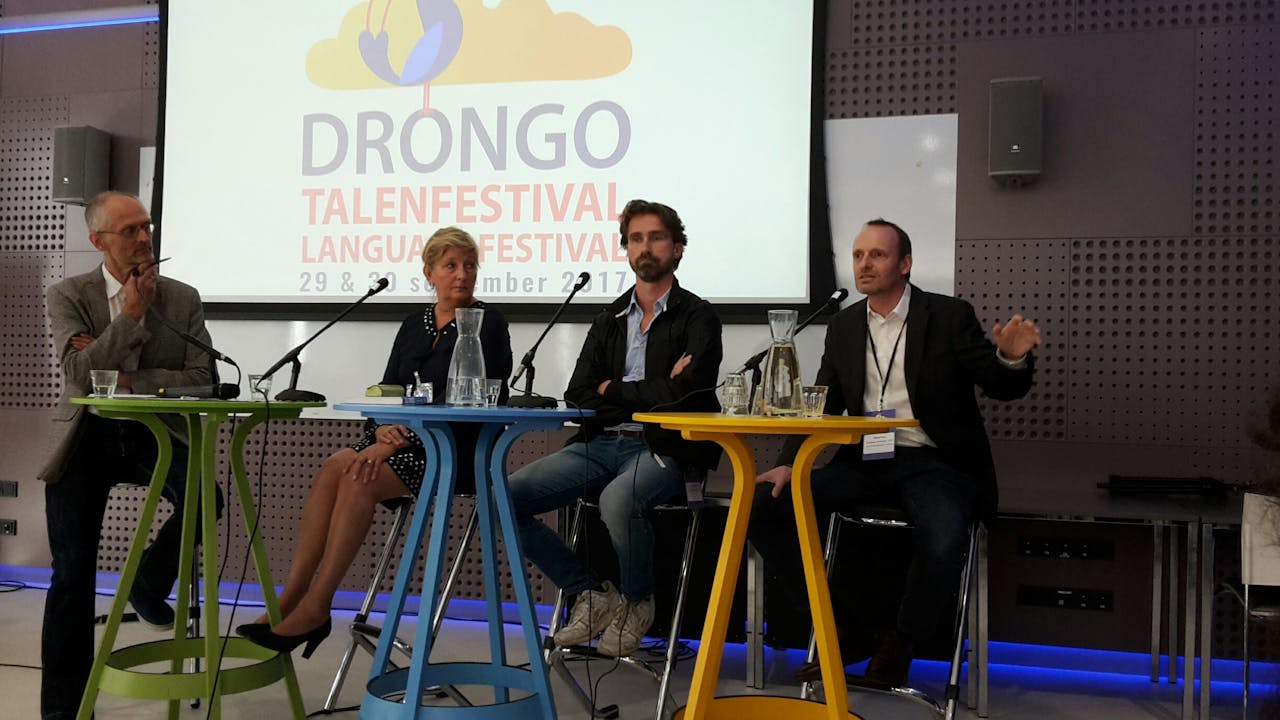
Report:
421,226,480,269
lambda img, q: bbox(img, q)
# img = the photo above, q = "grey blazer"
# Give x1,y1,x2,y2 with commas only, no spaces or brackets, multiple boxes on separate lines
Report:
39,266,214,483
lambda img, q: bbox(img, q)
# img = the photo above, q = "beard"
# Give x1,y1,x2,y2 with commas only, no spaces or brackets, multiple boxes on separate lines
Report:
631,252,676,283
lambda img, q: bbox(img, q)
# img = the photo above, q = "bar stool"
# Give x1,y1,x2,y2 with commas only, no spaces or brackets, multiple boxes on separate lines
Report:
323,496,480,711
799,503,978,720
545,484,713,720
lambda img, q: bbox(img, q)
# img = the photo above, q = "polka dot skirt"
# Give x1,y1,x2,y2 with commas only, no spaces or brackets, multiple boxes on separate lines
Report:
351,426,427,497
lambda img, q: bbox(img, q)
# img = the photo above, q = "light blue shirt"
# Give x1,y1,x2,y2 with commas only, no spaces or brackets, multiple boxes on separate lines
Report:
610,287,671,431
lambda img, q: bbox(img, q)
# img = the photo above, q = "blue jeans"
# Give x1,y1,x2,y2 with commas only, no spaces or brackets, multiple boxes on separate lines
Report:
748,446,974,642
508,436,684,602
41,413,221,720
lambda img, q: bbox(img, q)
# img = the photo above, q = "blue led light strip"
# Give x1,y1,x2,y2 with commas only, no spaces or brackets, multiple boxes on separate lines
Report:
0,6,159,36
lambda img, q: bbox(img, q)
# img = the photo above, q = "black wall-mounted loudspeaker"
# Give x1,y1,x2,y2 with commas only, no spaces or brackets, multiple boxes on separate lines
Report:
989,77,1043,187
52,125,111,205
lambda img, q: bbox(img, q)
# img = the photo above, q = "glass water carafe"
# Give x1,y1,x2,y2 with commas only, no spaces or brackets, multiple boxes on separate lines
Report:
762,309,803,416
446,307,487,407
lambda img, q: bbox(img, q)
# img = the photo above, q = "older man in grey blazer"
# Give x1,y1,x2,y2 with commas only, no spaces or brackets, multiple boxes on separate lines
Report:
40,191,218,720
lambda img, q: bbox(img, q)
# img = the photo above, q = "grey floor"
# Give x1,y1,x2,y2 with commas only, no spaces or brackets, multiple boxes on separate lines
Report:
0,580,1258,719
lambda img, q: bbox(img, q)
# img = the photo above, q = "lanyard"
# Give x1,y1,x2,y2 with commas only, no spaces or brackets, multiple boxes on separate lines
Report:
866,317,907,411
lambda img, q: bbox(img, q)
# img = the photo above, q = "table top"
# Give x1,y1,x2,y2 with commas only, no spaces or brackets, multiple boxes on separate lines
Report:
333,403,594,422
632,411,918,435
71,396,324,413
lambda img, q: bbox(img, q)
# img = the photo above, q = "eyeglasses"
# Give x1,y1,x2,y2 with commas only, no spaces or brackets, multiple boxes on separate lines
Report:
98,222,154,240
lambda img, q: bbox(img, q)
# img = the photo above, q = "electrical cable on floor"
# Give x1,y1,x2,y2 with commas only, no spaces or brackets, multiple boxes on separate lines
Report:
0,580,28,592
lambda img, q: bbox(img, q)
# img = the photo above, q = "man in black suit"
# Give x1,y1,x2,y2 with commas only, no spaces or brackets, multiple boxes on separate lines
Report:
751,218,1041,688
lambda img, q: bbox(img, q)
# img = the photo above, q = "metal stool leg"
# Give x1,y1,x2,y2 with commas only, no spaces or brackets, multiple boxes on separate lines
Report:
943,526,978,720
800,513,843,700
323,499,415,710
322,500,479,710
655,508,701,720
187,553,202,709
1244,583,1251,720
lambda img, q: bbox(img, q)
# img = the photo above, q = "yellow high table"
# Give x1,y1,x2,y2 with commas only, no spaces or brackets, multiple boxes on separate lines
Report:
70,396,324,720
632,412,919,720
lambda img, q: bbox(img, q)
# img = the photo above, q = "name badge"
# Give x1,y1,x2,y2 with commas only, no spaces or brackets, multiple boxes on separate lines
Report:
863,408,896,460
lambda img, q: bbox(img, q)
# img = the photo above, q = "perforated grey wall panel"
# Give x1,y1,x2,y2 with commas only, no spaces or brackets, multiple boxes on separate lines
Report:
1064,235,1278,463
956,239,1070,441
0,97,68,251
0,97,68,408
846,1,1077,44
1194,26,1278,236
0,253,65,408
142,21,160,89
1075,0,1277,32
826,44,958,119
826,1,1278,121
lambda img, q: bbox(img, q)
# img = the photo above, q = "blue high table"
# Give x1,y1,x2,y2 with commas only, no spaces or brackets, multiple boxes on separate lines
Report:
332,403,592,720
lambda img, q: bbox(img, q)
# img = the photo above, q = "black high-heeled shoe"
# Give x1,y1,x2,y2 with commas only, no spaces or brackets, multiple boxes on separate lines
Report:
234,622,269,637
240,618,332,659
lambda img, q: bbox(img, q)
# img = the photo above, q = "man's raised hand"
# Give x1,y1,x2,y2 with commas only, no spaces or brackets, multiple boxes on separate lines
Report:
991,314,1042,361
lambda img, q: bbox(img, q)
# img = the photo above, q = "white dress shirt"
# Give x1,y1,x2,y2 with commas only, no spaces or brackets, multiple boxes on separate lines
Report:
101,265,143,373
862,284,934,448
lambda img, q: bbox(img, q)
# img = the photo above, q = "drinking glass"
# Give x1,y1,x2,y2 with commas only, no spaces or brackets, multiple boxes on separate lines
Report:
248,373,271,401
90,369,118,398
414,381,434,404
801,385,829,418
485,379,503,407
721,372,748,415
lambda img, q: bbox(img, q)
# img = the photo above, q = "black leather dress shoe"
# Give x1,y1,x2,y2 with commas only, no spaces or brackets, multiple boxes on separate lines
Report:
855,630,913,689
794,625,877,682
128,580,175,631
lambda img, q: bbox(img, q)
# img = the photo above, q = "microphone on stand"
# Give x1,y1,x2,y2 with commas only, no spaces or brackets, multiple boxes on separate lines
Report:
509,271,591,409
740,288,847,408
259,278,390,402
148,308,241,399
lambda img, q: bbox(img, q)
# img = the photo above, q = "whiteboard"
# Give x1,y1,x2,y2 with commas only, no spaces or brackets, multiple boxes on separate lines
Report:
825,114,958,298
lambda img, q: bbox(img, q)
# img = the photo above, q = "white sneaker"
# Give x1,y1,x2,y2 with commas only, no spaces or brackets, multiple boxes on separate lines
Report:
553,581,622,648
597,596,655,657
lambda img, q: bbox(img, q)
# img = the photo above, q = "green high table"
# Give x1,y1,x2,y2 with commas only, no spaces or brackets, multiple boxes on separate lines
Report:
70,396,324,720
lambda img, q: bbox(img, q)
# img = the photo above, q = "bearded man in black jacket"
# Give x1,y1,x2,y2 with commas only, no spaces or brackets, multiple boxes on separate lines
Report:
509,199,722,658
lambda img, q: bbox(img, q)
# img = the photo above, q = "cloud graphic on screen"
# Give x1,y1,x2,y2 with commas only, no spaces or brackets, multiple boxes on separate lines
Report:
307,0,632,90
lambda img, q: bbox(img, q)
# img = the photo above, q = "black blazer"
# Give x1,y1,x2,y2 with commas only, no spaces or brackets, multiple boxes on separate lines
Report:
779,285,1033,520
563,278,723,471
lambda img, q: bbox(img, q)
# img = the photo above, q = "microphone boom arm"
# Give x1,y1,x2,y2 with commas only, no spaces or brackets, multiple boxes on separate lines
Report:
260,280,388,401
509,272,590,408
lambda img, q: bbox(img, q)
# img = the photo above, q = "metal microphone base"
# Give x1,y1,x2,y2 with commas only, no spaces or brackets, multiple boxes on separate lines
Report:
275,388,326,402
507,394,557,409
